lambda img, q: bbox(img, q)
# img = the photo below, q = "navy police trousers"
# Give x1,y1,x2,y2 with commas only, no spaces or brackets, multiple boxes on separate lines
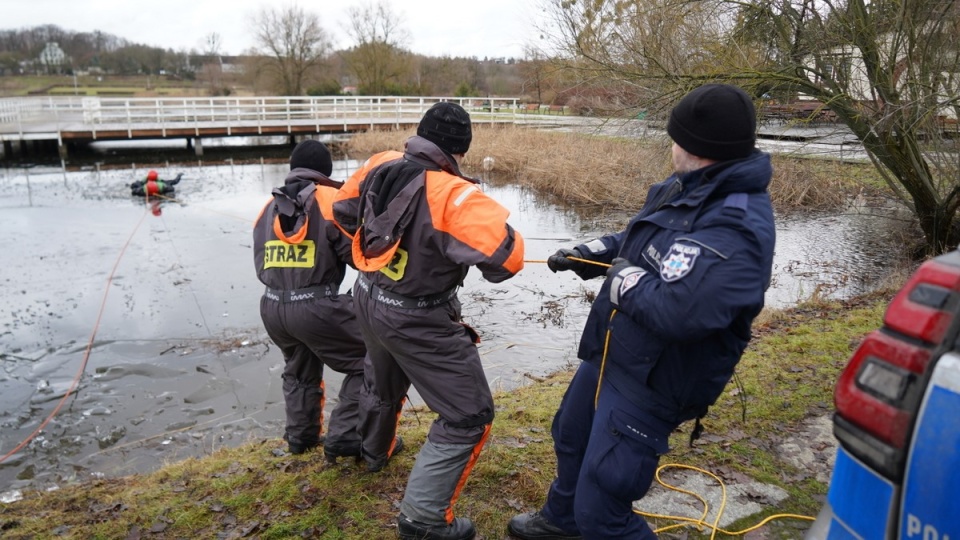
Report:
541,361,676,539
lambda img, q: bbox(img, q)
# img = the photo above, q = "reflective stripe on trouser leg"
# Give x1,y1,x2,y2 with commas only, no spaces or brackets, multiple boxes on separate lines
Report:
399,425,490,525
319,380,326,438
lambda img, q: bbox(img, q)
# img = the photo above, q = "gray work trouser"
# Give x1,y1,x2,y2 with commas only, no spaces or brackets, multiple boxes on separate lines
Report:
354,283,494,524
260,293,366,449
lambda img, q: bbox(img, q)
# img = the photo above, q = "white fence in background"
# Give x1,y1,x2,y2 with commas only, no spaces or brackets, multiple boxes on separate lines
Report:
0,95,575,142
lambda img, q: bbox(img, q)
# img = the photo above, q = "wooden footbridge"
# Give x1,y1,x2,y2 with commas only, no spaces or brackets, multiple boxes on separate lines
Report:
0,95,575,160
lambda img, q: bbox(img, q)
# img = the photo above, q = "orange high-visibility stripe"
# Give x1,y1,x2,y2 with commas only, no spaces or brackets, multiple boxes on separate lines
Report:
426,172,510,258
318,380,326,438
333,150,404,241
316,187,337,221
503,231,525,274
254,200,269,226
272,214,309,244
387,396,407,457
443,423,492,524
351,232,400,272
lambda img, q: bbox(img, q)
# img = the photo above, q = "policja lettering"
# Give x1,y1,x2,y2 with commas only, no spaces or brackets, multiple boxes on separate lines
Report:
263,240,315,268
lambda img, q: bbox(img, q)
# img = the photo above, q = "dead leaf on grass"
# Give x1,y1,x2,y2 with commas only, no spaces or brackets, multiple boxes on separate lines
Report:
505,498,524,511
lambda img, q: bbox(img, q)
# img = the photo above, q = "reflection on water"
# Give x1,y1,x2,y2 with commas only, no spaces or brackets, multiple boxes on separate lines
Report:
0,158,906,495
769,203,908,307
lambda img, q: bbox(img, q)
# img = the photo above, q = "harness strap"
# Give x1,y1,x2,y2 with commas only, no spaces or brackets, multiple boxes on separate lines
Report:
689,415,705,447
356,273,457,309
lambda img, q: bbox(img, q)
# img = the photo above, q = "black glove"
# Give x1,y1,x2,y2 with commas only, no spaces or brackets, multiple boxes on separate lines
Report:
606,257,632,278
547,247,585,273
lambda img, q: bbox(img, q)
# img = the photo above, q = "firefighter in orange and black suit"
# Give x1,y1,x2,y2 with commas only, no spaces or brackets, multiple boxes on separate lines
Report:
333,102,524,540
253,140,366,460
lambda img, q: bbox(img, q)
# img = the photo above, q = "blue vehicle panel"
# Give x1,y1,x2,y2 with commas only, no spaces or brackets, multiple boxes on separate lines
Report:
826,446,896,539
899,353,960,540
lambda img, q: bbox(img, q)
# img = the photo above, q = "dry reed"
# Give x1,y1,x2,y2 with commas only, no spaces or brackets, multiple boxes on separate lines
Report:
344,125,864,216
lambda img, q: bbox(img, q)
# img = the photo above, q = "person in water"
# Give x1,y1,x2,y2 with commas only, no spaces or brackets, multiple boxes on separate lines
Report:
130,170,182,196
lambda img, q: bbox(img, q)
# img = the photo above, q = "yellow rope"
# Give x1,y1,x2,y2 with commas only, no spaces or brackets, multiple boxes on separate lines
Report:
639,463,815,537
524,256,612,268
595,309,617,409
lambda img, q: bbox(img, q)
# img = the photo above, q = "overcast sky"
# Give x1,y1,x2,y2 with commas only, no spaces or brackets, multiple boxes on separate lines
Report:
3,0,542,59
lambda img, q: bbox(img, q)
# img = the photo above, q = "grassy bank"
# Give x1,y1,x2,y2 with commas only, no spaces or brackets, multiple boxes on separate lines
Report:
346,125,884,221
0,75,237,98
0,290,899,539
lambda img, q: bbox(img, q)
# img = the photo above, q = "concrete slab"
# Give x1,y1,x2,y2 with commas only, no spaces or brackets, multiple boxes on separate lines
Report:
636,469,790,530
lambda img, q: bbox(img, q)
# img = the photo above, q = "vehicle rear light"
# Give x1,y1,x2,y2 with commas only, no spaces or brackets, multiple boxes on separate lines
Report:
858,359,913,403
833,252,960,480
835,331,929,450
884,258,960,344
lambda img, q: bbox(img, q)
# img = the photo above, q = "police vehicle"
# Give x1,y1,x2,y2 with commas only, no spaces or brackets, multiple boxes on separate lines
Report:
805,250,960,539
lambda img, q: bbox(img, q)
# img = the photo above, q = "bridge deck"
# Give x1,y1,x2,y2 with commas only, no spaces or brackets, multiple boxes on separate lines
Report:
0,96,566,146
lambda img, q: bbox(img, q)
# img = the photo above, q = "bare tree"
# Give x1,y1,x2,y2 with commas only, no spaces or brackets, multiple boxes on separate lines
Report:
249,4,332,96
200,32,225,95
539,0,960,256
200,33,218,56
519,46,549,104
342,0,411,95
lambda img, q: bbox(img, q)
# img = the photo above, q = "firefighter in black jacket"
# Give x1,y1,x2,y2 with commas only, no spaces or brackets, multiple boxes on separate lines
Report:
253,140,367,459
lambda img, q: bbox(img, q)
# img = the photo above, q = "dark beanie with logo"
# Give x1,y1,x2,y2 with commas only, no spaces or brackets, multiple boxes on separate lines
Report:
417,102,473,156
666,84,757,161
289,139,333,176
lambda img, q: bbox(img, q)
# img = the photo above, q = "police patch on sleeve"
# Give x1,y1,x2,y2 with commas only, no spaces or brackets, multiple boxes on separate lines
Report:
660,243,700,282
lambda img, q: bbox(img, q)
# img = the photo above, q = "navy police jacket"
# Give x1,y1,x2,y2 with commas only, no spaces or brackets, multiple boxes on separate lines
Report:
575,150,776,425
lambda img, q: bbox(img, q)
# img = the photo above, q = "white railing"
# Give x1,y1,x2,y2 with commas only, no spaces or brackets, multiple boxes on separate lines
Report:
0,95,577,141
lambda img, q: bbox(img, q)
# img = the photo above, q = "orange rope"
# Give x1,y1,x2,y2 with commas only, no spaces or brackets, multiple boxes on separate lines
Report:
0,208,150,464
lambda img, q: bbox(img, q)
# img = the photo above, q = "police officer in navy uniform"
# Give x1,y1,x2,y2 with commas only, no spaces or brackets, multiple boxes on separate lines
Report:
508,84,776,539
253,140,367,460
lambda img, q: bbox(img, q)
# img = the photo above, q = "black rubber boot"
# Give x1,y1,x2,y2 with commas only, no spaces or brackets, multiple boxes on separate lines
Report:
397,513,476,540
507,511,582,540
288,442,318,455
367,436,405,473
287,434,324,455
323,442,362,465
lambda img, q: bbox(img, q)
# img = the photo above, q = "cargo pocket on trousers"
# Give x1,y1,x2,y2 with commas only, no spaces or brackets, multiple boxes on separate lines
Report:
587,409,660,501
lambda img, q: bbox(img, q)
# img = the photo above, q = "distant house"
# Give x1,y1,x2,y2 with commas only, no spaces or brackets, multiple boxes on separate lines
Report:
39,42,68,74
188,54,247,76
803,40,958,122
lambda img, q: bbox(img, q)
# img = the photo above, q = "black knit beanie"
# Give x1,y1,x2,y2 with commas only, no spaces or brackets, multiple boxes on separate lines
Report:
289,139,333,176
666,84,757,161
417,102,473,155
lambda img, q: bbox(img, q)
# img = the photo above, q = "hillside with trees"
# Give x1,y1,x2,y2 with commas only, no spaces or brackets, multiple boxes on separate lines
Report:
0,12,542,101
